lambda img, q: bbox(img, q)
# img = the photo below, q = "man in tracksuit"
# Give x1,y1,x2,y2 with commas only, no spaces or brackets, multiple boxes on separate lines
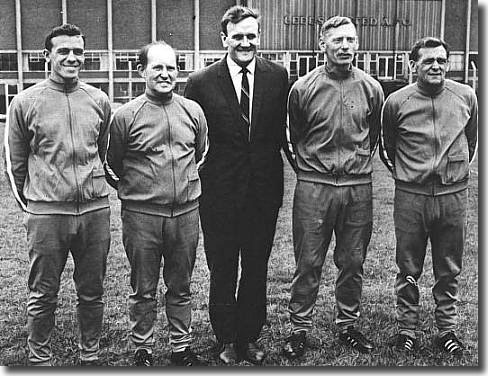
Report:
282,16,384,359
4,24,111,366
105,41,208,366
380,37,477,355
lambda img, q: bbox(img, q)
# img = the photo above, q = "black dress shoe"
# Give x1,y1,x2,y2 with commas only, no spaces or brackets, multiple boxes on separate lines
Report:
283,331,307,360
239,342,265,365
217,343,238,365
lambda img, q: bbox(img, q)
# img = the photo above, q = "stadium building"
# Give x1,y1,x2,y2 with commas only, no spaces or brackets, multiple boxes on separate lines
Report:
0,0,478,114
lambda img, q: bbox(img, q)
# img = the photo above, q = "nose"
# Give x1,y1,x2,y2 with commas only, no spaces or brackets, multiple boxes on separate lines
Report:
66,50,77,61
159,66,169,77
241,36,251,47
431,60,440,69
340,38,349,49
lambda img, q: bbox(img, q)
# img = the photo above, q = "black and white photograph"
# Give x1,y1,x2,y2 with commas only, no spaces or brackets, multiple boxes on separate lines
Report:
0,0,480,368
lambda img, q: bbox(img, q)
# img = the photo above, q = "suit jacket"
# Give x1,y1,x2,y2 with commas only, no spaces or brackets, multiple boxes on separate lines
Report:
184,56,289,211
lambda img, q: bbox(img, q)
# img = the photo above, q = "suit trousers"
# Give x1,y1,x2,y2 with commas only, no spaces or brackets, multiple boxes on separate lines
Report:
288,181,372,333
200,193,279,345
394,188,467,338
122,208,199,353
25,208,110,365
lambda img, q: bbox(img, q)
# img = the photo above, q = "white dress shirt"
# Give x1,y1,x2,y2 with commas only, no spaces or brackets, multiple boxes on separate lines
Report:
226,55,255,125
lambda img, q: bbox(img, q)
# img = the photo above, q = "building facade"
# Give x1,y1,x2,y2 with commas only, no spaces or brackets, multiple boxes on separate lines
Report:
0,0,478,114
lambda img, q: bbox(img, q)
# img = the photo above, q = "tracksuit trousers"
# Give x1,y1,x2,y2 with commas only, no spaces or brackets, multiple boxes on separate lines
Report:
121,208,199,353
394,188,467,338
25,208,110,366
289,181,372,333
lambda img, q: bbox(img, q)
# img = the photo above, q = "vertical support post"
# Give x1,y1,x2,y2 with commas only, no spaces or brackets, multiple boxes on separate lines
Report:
194,0,200,70
464,0,471,84
107,0,114,102
440,0,445,40
151,0,157,42
61,0,68,24
15,0,23,93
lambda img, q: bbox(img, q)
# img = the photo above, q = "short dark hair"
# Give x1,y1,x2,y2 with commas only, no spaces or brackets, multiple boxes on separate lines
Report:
221,5,260,35
138,40,177,69
410,37,450,62
44,23,85,51
320,16,355,39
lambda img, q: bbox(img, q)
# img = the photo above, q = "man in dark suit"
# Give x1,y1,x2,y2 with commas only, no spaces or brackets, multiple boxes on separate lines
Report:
184,5,288,365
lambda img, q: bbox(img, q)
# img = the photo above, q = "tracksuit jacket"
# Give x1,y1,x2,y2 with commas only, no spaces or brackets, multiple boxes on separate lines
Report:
4,78,111,214
288,64,384,185
380,79,478,195
105,92,208,217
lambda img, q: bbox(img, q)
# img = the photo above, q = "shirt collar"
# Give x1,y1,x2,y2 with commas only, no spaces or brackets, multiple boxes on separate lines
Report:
226,55,256,78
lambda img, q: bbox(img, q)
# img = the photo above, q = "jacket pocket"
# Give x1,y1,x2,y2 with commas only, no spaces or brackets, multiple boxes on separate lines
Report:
444,154,469,184
91,167,109,198
187,170,201,202
352,148,372,175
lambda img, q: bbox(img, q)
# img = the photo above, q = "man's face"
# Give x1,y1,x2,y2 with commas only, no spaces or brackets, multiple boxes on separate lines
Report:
320,23,358,68
221,17,260,67
138,45,178,97
412,46,449,88
44,35,85,83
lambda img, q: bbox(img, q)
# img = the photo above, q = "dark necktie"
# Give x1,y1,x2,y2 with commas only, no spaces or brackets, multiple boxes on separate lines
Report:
240,67,250,133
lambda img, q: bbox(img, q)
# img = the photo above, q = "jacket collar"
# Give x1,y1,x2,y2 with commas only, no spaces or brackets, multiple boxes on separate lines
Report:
47,76,80,92
323,63,353,80
416,80,445,97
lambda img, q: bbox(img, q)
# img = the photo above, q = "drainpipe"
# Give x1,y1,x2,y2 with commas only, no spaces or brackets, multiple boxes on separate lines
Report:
194,0,200,70
61,0,67,23
15,0,22,93
107,0,114,102
464,0,471,84
440,0,445,39
151,0,156,42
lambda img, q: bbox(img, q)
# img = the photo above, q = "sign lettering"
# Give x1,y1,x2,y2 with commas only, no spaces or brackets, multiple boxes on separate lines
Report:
283,15,411,27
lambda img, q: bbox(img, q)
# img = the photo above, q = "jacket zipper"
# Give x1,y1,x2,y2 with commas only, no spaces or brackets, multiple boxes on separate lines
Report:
66,92,81,213
431,96,437,196
337,80,344,184
164,107,177,216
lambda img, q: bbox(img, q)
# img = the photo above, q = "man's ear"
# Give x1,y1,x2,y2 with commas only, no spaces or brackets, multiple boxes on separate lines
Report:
445,60,451,73
220,32,228,48
408,60,417,73
137,64,145,78
318,37,326,52
43,49,51,63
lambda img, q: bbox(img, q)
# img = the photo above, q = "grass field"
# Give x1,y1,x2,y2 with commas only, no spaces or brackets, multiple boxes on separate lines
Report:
0,120,478,367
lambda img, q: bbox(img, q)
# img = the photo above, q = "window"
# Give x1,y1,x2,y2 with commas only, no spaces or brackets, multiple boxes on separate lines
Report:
448,54,464,72
115,52,138,71
132,82,145,97
0,53,18,71
114,82,129,103
289,61,297,78
203,57,220,67
177,54,193,71
7,84,17,104
84,52,101,71
28,52,47,72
